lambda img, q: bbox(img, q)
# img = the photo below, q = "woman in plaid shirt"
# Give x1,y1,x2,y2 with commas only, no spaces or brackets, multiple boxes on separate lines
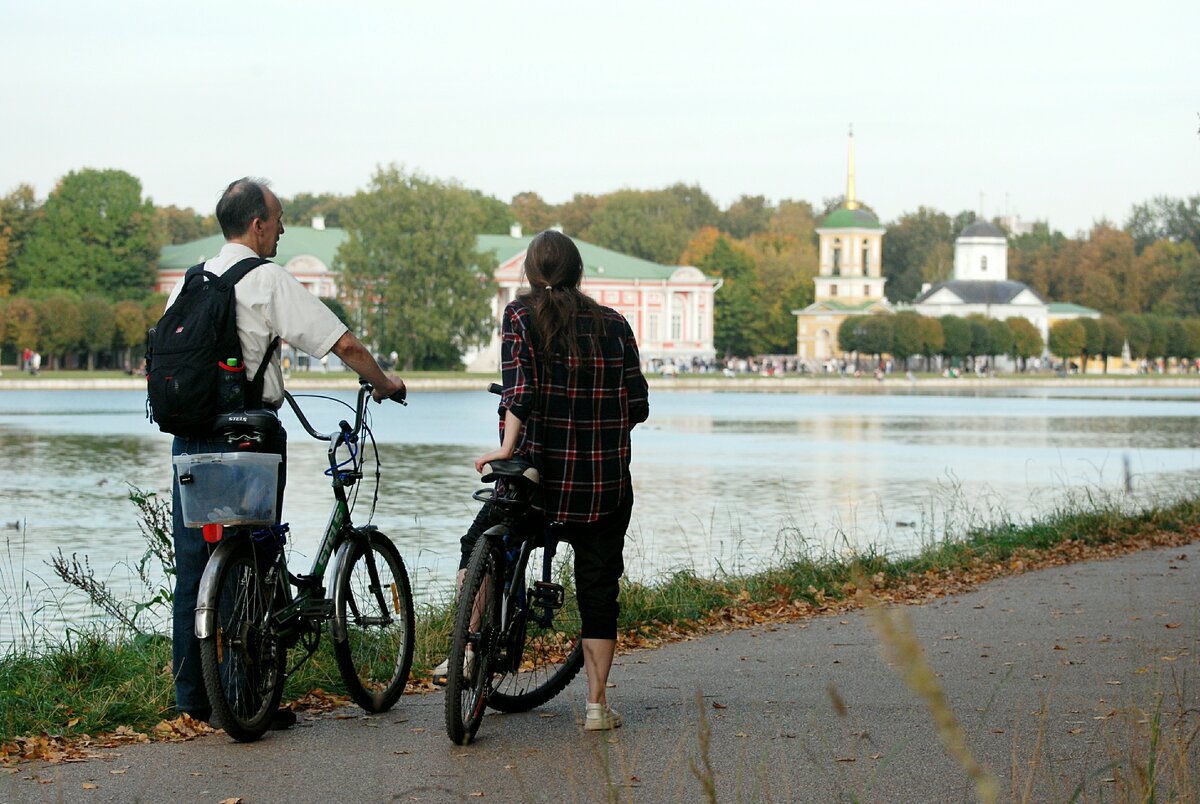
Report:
475,229,649,731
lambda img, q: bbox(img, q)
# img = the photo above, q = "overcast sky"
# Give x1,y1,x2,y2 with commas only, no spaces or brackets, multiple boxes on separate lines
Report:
3,0,1197,236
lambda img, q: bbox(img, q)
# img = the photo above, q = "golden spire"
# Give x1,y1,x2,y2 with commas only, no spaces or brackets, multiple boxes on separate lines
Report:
845,124,859,210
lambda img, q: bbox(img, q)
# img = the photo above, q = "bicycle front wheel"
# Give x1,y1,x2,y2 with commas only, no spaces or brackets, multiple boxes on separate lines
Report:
199,539,286,742
331,530,415,713
445,536,501,745
487,538,584,713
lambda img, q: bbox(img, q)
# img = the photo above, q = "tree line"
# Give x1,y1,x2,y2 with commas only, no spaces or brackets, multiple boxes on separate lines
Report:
836,310,1200,374
2,165,1198,369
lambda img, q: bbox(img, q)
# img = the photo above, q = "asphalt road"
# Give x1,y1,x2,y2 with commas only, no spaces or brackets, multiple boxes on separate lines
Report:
6,541,1198,803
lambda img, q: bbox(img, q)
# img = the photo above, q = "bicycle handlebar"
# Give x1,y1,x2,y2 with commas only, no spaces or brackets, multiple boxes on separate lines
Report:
282,379,403,443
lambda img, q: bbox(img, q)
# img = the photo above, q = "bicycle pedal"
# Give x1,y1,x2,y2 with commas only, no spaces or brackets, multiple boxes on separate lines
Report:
299,598,333,619
532,581,565,609
289,572,324,592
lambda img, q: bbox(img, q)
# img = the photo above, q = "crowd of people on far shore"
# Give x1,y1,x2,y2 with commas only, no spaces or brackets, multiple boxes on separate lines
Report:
649,354,1200,379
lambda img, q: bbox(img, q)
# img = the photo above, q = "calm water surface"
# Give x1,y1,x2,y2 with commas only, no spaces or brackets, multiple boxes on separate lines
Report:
3,384,1199,642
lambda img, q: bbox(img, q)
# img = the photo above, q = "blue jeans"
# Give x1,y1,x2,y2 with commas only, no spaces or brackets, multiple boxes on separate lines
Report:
170,428,286,718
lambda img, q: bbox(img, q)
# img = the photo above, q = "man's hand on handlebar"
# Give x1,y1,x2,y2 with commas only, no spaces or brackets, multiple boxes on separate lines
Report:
371,374,407,405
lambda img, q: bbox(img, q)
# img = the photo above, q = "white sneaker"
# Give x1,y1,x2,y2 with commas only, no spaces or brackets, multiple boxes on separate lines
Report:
584,702,623,731
433,649,476,687
432,658,450,687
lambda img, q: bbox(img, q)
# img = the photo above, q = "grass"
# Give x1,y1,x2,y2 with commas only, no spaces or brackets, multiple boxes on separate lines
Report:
2,494,1198,801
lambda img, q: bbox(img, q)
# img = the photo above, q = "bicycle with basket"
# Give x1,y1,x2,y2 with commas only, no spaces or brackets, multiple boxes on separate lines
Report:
175,380,414,741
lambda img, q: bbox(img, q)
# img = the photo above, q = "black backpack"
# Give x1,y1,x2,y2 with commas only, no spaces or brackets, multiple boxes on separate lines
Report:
146,257,279,436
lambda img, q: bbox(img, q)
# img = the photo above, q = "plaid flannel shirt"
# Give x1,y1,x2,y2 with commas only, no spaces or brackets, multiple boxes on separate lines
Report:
497,299,649,523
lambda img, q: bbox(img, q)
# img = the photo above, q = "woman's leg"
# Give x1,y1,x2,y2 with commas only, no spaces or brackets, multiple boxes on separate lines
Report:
570,494,632,706
582,638,617,705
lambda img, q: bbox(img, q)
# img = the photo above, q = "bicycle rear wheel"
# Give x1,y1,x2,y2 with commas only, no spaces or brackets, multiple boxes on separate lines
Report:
199,539,285,742
331,530,415,713
444,537,501,745
487,538,584,713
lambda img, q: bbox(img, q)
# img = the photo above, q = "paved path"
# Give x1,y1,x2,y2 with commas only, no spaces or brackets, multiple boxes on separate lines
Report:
6,542,1198,803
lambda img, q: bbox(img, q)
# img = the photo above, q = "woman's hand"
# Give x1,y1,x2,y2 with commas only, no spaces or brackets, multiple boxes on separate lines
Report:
475,447,514,474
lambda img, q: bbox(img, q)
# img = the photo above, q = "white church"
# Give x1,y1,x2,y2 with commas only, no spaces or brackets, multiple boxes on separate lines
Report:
909,219,1053,342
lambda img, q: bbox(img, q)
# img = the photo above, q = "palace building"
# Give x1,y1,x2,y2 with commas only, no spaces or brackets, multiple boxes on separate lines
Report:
157,222,721,372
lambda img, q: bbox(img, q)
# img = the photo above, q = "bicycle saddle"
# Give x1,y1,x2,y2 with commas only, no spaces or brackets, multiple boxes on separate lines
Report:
212,408,281,443
480,458,540,486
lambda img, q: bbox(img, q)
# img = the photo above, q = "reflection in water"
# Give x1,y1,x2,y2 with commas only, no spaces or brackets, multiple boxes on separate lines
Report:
2,386,1199,643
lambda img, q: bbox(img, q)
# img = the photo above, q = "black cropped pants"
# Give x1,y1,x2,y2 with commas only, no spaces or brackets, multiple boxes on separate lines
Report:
458,493,632,641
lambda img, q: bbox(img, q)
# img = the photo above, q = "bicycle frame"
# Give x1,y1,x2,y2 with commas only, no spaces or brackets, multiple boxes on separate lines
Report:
195,382,384,642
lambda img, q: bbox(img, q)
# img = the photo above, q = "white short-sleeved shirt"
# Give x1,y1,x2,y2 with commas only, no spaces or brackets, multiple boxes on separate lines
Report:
165,242,348,407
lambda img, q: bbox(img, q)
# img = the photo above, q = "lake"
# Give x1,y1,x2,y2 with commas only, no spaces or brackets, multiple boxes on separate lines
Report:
3,382,1199,645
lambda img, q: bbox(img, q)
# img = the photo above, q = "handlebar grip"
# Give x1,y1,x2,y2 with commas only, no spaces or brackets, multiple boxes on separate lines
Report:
390,387,407,405
487,383,503,396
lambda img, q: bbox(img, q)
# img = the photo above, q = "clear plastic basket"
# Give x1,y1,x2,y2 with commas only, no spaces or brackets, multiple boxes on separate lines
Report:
173,451,281,528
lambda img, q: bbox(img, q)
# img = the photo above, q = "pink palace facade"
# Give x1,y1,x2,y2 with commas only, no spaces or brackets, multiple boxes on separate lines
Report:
158,224,721,372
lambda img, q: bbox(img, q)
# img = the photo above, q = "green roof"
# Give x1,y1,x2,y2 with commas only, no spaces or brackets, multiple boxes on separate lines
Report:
477,234,685,281
159,227,349,270
819,206,883,230
1047,302,1100,316
161,228,693,283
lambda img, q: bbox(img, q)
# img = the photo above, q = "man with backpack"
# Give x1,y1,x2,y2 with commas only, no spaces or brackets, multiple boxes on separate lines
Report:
160,177,404,729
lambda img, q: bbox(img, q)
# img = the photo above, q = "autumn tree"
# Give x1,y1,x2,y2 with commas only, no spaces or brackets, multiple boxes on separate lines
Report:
849,315,893,367
555,193,602,237
882,206,957,302
114,299,147,369
939,315,971,366
918,315,945,370
699,236,759,357
1125,194,1200,254
280,192,352,228
986,318,1013,369
155,205,217,244
338,165,495,370
36,292,83,369
721,195,772,239
583,184,718,264
1078,317,1102,373
510,192,558,234
1048,319,1086,368
79,296,115,370
1006,317,1043,371
0,184,39,297
14,169,160,299
4,296,37,353
1119,313,1151,361
1098,316,1126,373
890,310,924,368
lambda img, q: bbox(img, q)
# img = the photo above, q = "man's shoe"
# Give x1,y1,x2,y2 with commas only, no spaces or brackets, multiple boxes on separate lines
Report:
432,658,450,687
584,703,623,731
270,708,297,730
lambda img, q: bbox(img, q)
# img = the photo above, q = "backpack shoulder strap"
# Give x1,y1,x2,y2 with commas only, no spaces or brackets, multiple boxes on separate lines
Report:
180,263,211,293
215,257,271,289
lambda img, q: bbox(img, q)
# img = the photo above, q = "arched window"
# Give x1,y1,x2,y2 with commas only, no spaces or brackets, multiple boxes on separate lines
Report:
832,239,841,275
862,242,870,273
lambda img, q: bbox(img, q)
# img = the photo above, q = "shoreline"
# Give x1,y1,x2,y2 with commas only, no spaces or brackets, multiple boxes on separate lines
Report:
2,373,1200,392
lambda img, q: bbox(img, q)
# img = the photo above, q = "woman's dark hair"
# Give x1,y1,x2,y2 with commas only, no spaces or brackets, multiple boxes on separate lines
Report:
216,177,271,238
519,230,605,363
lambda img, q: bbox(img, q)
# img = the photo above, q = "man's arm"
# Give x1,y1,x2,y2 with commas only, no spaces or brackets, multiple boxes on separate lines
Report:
331,331,405,402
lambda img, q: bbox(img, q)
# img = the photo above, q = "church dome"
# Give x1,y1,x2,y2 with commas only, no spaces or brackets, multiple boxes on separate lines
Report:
820,206,882,230
959,220,1005,239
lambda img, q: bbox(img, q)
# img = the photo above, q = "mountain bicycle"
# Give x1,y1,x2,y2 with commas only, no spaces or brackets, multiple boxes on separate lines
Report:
192,380,414,742
444,387,585,745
